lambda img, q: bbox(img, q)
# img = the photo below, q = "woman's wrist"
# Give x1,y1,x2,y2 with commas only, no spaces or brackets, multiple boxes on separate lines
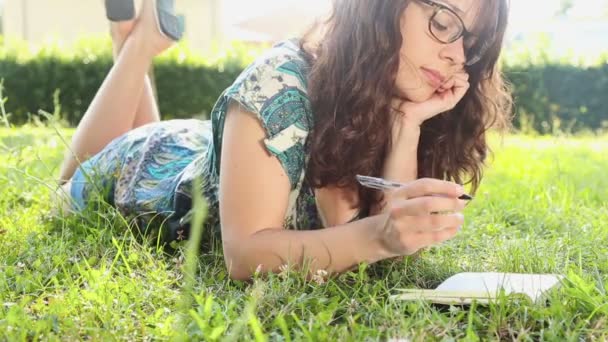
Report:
393,118,421,144
367,213,398,262
383,118,421,183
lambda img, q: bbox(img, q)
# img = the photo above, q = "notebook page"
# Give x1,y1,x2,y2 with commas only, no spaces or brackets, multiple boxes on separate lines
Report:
435,272,563,301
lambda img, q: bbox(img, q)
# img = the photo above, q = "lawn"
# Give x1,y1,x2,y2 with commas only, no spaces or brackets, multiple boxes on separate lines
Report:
1,126,607,341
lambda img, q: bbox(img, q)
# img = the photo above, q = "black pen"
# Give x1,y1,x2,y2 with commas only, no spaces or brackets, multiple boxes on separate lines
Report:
356,175,473,201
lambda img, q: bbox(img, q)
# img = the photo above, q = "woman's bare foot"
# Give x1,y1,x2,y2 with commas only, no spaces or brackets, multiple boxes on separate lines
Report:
111,23,136,59
128,0,178,58
109,2,138,60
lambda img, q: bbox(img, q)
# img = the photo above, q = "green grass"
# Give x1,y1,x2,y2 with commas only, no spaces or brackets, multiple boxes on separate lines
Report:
1,126,607,341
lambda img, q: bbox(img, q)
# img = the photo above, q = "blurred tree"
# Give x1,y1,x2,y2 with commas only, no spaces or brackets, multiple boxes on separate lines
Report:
556,0,574,16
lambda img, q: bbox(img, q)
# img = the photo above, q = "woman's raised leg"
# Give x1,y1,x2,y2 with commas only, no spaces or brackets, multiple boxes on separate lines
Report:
109,3,161,130
58,0,175,183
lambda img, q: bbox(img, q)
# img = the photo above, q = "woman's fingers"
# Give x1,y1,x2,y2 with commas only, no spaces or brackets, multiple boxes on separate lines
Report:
381,178,468,255
399,226,461,252
451,77,470,102
390,196,467,216
439,78,455,92
452,73,470,89
439,71,468,89
391,178,464,199
391,213,464,232
439,72,469,92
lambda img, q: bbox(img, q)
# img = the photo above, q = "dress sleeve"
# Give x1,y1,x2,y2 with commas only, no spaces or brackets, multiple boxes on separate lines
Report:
221,51,312,189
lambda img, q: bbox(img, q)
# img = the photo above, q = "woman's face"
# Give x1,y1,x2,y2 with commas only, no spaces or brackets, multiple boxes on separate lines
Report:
396,0,483,103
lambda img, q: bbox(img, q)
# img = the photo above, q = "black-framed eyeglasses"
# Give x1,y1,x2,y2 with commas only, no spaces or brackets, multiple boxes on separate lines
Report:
415,0,493,66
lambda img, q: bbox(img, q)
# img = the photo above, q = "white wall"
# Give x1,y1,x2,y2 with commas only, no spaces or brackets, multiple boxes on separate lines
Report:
4,0,109,43
177,0,224,52
1,0,223,53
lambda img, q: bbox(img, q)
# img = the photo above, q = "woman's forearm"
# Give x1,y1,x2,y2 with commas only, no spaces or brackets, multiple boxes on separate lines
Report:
302,124,421,228
383,123,421,183
366,123,421,215
223,214,392,280
222,124,421,280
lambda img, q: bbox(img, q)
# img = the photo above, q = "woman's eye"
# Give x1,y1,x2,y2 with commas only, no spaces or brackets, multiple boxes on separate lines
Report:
431,19,449,32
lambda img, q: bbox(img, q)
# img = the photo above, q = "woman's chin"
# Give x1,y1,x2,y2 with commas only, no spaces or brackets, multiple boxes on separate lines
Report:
402,88,436,103
399,84,438,103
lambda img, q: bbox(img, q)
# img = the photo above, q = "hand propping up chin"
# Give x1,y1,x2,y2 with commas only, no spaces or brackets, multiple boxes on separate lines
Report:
396,70,470,128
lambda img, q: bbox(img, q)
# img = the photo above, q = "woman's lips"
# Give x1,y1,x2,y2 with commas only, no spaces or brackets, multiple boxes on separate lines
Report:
420,67,445,89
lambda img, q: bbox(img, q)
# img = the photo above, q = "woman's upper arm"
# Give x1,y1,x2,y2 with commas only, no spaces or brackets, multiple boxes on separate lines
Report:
219,102,291,244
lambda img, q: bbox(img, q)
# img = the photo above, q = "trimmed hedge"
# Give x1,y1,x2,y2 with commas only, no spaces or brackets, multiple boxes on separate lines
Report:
505,63,608,133
0,35,607,133
0,36,249,125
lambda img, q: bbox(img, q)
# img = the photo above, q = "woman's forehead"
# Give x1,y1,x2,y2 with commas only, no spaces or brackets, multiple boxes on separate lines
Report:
441,0,486,33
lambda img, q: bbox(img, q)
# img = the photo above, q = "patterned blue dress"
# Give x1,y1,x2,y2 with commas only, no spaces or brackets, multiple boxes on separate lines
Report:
70,39,325,244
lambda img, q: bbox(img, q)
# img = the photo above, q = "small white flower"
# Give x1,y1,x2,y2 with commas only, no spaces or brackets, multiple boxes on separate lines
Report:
254,264,263,276
312,269,329,285
278,264,289,278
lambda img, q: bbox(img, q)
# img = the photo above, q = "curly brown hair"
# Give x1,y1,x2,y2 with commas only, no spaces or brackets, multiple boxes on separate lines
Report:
301,0,513,216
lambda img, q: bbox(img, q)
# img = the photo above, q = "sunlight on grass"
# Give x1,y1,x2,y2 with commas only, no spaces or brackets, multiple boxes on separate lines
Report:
0,127,607,340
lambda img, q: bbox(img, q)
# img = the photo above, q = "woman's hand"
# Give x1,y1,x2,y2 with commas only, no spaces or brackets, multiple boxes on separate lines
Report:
396,70,470,128
375,178,467,256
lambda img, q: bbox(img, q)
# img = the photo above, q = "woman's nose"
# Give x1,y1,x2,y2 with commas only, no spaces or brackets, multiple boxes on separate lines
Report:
440,37,467,66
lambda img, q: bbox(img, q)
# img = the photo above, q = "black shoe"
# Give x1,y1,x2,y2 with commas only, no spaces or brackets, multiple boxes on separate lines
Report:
105,0,136,22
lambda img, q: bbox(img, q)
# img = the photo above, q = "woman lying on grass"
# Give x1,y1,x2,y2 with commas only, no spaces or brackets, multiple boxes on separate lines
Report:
56,0,512,280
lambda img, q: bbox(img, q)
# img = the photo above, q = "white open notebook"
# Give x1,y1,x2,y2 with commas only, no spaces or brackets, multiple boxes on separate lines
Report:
391,272,563,305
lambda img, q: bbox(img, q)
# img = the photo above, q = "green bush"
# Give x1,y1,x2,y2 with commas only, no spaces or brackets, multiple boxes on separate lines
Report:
153,45,247,121
503,35,608,134
505,63,608,134
0,35,607,133
0,36,251,125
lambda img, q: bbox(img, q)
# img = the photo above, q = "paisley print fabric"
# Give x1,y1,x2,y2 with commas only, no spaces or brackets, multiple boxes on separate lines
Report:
70,39,326,244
